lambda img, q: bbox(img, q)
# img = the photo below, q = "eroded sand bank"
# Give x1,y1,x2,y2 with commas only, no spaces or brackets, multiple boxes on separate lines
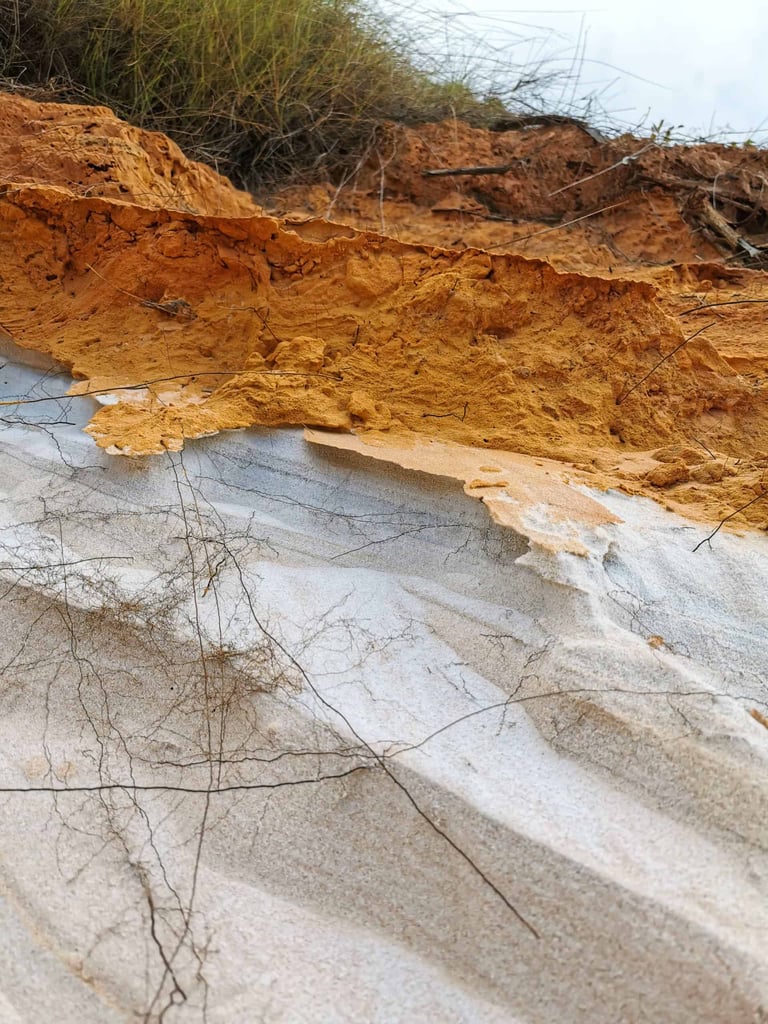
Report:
0,95,767,529
0,92,766,1022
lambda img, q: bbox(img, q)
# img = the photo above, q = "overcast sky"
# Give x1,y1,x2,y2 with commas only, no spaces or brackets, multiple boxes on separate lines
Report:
381,0,768,141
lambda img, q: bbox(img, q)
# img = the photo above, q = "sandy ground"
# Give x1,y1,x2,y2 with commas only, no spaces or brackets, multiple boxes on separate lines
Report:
0,343,766,1022
0,93,766,1022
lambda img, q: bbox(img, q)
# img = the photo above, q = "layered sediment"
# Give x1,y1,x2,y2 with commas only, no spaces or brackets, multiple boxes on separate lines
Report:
0,92,766,1023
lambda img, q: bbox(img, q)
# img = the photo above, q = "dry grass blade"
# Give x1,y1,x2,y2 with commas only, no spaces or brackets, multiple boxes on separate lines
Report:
0,0,513,186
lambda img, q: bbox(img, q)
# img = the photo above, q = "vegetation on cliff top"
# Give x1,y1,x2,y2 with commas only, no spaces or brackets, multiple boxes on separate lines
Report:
0,0,512,186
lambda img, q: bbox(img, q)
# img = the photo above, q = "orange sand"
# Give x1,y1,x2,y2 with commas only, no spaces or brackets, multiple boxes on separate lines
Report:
1,93,767,529
0,93,260,216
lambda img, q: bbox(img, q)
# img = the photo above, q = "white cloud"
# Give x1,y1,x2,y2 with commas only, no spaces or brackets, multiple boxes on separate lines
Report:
379,0,768,138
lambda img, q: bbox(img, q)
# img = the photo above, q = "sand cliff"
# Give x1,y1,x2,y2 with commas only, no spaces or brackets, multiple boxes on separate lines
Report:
0,92,766,1023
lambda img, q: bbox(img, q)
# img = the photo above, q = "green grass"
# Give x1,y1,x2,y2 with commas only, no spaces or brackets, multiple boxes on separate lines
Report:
0,0,503,187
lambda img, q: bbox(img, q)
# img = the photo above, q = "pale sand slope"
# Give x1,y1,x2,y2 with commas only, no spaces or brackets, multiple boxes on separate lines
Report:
0,353,766,1023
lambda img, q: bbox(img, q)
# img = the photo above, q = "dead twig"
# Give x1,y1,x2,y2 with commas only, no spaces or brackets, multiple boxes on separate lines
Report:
86,263,196,319
692,437,717,460
421,402,468,421
693,488,767,552
422,162,520,178
140,298,197,321
679,298,768,316
616,322,715,406
490,200,628,249
0,368,342,407
489,113,607,143
695,200,762,259
548,142,657,198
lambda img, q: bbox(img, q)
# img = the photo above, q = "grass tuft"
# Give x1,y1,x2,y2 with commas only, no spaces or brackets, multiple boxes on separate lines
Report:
0,0,506,187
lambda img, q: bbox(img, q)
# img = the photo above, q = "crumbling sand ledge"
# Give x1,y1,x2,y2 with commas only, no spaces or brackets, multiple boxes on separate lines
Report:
0,93,766,530
305,429,622,555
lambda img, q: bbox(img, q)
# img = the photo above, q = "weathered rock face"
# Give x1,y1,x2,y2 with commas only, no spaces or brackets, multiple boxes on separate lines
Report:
0,93,767,1024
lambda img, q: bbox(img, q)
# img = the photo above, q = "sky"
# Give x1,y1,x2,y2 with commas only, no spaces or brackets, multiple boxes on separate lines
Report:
380,0,768,141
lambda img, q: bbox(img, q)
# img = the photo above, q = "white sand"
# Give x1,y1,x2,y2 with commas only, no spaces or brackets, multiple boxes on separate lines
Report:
0,354,766,1022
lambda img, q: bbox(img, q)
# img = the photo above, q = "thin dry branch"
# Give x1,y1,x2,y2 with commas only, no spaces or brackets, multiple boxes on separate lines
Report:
616,322,715,406
489,200,628,250
422,162,519,178
0,367,342,407
548,142,657,198
679,298,768,315
489,113,607,143
692,488,768,552
695,200,762,259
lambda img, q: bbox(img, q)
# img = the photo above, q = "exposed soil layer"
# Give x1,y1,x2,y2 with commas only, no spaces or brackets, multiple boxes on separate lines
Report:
0,93,260,216
275,120,768,271
1,93,767,528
